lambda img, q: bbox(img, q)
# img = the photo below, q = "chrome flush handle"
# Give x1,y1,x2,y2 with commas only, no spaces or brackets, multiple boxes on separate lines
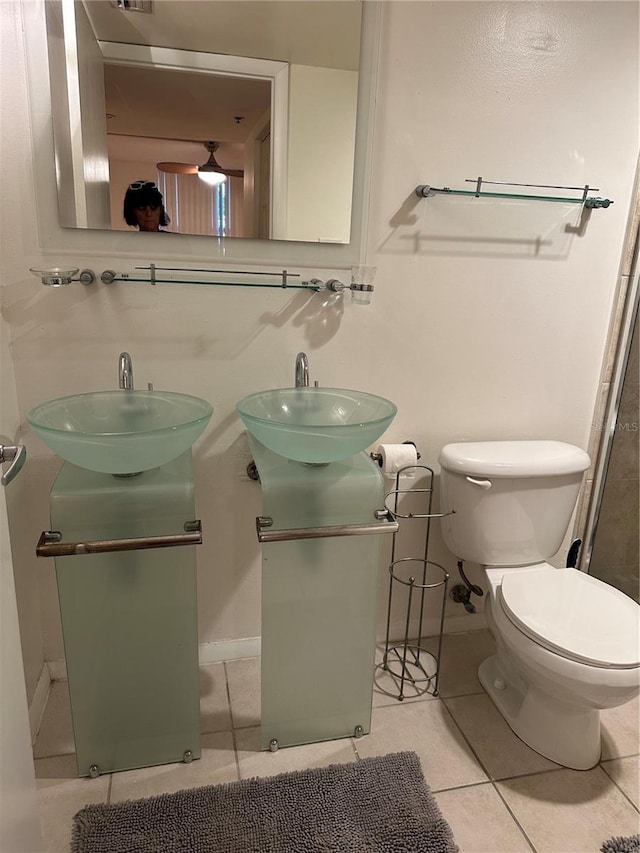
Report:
465,476,492,490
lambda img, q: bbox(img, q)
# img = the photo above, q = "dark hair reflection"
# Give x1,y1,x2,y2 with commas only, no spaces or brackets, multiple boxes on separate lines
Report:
123,181,171,232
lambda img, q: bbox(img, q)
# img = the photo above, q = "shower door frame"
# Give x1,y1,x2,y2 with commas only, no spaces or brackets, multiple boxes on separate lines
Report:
579,174,639,575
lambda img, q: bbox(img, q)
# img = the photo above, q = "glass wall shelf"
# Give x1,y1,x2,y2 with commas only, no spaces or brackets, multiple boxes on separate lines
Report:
100,266,321,291
415,178,613,209
98,265,371,301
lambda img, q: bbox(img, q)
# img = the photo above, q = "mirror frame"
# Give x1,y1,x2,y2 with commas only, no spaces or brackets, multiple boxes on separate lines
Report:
26,0,382,269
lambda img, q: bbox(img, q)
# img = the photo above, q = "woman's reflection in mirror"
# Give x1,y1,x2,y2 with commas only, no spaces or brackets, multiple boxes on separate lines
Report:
123,181,172,232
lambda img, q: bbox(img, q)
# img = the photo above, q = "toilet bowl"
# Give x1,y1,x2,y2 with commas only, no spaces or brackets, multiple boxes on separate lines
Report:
482,563,639,769
438,440,640,770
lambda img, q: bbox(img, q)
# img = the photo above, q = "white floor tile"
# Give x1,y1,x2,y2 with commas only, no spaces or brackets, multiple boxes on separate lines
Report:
33,681,74,759
235,726,357,779
373,642,441,706
199,661,232,733
601,695,640,760
436,629,497,698
35,754,79,781
601,756,640,808
36,759,109,853
110,731,238,802
225,657,261,728
34,633,637,853
435,783,532,852
355,700,488,791
373,629,497,706
497,766,640,853
444,692,560,779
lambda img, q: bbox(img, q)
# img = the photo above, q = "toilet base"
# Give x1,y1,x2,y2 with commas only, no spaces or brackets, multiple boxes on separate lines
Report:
478,655,601,770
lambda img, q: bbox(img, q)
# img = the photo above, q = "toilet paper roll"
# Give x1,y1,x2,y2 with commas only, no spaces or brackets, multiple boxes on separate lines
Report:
376,443,418,478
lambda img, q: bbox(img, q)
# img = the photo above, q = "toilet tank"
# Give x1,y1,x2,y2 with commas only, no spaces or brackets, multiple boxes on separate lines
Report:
438,441,590,567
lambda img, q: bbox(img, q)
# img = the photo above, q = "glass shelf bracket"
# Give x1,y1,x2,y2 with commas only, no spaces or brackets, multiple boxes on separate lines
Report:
415,177,613,209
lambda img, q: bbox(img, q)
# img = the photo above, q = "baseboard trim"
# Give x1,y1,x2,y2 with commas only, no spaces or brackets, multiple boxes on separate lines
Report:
43,637,264,688
40,621,486,694
29,663,51,744
382,612,486,645
199,637,262,664
47,658,67,682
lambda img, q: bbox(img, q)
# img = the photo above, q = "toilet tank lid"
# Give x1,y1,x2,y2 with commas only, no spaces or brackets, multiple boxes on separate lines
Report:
438,441,590,477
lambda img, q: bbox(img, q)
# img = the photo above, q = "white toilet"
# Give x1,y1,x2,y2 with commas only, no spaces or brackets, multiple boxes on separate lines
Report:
438,440,640,770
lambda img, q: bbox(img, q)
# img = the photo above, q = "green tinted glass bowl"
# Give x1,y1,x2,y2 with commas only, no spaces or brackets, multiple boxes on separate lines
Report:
27,390,213,474
236,387,397,464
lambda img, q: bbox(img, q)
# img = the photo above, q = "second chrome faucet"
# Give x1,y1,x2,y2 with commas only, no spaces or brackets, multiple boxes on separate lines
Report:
118,352,134,390
295,352,309,388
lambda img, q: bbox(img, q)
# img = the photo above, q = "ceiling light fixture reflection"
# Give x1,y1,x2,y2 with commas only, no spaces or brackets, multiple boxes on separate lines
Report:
157,142,242,184
197,170,226,186
196,142,228,185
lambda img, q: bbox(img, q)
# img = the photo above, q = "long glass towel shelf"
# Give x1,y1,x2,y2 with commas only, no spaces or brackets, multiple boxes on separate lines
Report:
415,178,613,209
101,266,321,291
98,265,373,302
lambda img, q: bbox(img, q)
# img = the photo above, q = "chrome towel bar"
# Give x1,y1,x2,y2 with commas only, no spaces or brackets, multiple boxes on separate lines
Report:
36,520,202,557
256,511,399,543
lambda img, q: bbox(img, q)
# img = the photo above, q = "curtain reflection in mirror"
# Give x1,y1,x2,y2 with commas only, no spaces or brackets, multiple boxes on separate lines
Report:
157,172,237,237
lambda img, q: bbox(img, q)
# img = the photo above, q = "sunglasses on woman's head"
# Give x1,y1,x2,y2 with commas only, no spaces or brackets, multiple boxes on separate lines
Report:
129,181,157,190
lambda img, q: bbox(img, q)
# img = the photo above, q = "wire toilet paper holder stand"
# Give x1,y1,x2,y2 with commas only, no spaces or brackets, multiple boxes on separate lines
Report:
376,462,452,701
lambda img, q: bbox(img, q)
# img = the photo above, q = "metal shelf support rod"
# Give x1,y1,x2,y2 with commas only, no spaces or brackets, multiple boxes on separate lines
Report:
102,276,321,291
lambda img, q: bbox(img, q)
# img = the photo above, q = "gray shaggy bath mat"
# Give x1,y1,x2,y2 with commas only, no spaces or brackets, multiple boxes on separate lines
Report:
601,836,640,853
71,750,458,852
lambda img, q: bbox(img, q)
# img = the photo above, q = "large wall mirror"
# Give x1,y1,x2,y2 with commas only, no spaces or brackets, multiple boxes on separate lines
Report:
44,0,377,253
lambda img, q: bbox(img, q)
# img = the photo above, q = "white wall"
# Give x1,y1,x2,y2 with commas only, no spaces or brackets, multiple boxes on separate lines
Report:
1,8,45,843
1,1,47,705
1,1,638,693
286,64,358,242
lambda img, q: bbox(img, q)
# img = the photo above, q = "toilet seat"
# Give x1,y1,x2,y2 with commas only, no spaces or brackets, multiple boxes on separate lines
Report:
499,568,640,669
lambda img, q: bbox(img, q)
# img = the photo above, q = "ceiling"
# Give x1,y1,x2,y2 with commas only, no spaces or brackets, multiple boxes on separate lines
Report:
104,63,272,162
83,0,361,70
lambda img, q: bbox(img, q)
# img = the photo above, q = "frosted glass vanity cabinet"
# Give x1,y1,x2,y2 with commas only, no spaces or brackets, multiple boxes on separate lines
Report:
48,453,200,777
249,437,390,750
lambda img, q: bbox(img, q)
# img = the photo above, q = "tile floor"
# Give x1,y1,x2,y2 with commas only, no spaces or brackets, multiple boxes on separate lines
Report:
34,630,639,852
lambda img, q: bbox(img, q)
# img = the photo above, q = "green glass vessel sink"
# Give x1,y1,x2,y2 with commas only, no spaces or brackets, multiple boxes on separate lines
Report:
27,390,213,474
236,387,397,464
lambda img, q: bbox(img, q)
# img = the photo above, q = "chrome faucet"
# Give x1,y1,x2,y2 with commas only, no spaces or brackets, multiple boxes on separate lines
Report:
295,352,310,388
118,352,134,390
